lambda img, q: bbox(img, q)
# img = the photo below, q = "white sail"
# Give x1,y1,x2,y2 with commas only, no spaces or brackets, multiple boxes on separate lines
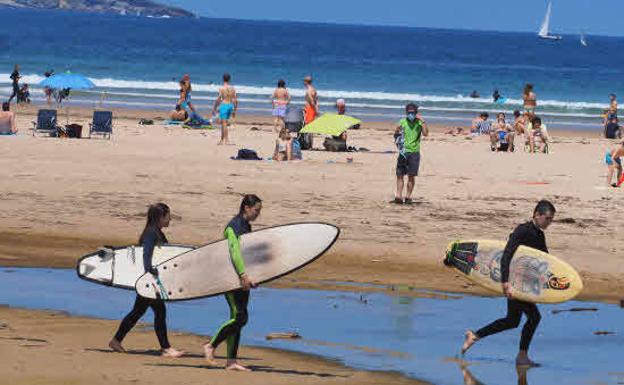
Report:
538,0,552,37
580,33,588,46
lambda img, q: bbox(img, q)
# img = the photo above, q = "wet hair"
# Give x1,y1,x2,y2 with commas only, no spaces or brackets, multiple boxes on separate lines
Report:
239,194,262,214
139,203,170,245
480,112,489,119
513,110,521,118
405,103,418,112
532,116,542,125
533,200,556,216
223,73,231,82
2,102,9,111
524,84,534,96
277,79,286,88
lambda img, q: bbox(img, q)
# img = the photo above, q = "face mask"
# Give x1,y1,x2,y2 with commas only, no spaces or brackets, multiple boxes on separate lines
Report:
407,113,416,121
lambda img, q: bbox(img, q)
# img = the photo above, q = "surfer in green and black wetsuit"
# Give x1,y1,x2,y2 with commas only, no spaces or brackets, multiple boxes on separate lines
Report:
203,194,262,371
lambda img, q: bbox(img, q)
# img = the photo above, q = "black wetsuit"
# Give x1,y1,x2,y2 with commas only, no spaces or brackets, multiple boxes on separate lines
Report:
475,221,546,351
209,214,251,359
8,70,19,103
113,228,171,349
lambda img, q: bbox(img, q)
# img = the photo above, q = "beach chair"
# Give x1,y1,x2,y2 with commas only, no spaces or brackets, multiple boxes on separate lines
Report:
89,110,113,139
31,109,59,137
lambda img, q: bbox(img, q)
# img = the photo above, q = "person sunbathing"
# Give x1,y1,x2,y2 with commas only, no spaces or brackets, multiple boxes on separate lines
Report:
529,116,549,153
0,102,17,134
273,127,293,161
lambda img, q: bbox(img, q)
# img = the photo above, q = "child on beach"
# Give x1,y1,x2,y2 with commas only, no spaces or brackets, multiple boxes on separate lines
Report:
273,127,293,161
528,116,549,153
606,141,624,187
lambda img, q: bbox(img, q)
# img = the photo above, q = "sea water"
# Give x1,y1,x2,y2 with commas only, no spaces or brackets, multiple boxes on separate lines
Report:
0,267,622,385
0,9,622,130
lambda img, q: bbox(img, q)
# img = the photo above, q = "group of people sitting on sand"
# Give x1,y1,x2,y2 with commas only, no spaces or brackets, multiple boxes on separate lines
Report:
469,110,549,153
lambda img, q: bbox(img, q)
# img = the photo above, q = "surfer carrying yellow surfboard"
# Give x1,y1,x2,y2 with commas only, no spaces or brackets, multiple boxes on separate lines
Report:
461,200,556,367
203,194,262,371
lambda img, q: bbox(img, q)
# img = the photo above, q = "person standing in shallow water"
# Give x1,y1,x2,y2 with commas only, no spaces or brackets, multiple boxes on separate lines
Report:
204,194,262,371
461,200,556,367
109,203,183,358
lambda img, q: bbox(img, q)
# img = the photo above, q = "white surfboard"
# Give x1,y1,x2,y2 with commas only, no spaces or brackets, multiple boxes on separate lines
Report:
76,244,195,290
135,223,340,301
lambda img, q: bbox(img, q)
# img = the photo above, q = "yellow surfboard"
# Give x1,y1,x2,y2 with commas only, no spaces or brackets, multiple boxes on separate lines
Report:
444,240,583,303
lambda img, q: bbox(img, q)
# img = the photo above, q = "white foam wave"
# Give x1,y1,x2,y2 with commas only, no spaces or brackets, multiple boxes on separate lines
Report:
1,73,607,112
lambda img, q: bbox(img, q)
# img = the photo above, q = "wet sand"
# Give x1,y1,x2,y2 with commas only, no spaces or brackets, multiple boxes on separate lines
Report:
1,105,623,303
0,306,424,385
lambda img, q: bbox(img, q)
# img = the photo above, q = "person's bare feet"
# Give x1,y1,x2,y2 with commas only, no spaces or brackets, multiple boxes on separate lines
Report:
203,343,219,366
461,330,479,355
516,351,539,367
108,338,126,353
161,347,184,358
217,141,224,145
226,360,251,372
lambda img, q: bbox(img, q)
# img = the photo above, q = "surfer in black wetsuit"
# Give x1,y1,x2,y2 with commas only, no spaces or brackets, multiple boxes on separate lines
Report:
203,194,262,371
109,203,183,358
460,200,556,367
8,64,20,103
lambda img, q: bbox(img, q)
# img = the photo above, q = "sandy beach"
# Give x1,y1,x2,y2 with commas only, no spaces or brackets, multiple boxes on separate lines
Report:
1,104,623,383
0,306,423,385
1,105,622,301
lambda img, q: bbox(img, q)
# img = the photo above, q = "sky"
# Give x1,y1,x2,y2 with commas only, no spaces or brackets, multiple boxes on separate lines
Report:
159,0,624,37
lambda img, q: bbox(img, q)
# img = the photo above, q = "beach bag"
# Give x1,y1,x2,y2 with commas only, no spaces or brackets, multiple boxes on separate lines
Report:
292,139,302,160
297,133,313,150
323,137,347,152
234,149,262,160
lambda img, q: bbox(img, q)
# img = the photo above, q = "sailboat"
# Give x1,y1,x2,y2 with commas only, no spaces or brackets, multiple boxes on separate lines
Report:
580,32,588,47
538,0,562,41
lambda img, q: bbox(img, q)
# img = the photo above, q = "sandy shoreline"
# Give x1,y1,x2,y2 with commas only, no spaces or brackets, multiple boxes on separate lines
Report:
1,105,623,303
0,306,424,385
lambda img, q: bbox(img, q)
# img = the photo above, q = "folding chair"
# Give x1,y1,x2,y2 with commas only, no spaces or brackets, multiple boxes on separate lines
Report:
89,110,113,139
31,109,59,137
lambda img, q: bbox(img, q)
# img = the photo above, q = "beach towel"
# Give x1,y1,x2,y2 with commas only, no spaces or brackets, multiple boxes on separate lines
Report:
183,123,214,130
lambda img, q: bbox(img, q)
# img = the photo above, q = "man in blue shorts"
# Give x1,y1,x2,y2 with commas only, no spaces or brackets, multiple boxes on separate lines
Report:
213,73,238,145
394,103,429,204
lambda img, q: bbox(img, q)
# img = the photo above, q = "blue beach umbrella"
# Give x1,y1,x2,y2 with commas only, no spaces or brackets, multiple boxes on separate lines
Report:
39,72,95,90
38,71,96,124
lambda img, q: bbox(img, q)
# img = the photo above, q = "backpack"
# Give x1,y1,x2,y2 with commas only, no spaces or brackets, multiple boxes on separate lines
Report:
234,149,262,160
323,137,347,152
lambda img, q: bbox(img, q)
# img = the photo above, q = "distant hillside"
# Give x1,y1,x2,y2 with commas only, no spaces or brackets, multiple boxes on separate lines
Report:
0,0,194,18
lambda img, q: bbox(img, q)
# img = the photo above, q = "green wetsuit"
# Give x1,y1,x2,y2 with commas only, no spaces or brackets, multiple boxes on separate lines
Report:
209,214,250,359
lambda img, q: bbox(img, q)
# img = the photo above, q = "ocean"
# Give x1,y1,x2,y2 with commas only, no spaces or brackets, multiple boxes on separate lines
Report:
1,8,622,130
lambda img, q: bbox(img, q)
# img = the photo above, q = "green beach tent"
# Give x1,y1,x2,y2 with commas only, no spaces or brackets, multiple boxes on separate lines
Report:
299,113,361,136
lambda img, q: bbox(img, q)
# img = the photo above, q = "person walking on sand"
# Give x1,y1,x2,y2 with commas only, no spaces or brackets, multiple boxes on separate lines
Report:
523,84,537,114
461,200,557,367
8,64,20,104
303,75,318,125
204,195,262,371
271,79,290,133
213,73,238,145
393,103,429,205
605,141,624,187
109,203,183,358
